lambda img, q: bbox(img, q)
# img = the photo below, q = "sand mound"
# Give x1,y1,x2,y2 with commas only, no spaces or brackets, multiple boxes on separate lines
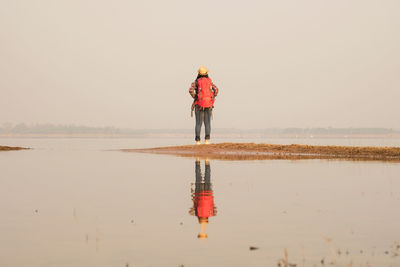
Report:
122,142,400,161
0,146,30,151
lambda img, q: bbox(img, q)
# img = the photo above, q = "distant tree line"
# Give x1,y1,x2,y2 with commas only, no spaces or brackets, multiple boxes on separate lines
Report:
0,123,125,134
278,127,397,135
214,128,399,135
0,123,398,135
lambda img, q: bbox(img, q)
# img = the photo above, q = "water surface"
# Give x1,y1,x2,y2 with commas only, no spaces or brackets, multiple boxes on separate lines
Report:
1,138,399,266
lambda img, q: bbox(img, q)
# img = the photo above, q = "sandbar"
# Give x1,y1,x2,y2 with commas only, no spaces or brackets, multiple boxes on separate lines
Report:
0,146,30,151
122,143,400,161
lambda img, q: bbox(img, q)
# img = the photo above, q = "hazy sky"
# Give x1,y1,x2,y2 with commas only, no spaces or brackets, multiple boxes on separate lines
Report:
1,0,399,129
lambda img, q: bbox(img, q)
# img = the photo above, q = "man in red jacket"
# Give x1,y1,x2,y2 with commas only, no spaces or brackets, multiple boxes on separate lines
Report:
189,66,219,144
189,158,217,239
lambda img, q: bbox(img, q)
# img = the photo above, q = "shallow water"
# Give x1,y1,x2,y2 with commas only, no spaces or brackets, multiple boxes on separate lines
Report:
1,138,400,267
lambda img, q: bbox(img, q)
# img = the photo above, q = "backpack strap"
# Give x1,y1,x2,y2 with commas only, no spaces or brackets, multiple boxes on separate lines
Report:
195,79,199,101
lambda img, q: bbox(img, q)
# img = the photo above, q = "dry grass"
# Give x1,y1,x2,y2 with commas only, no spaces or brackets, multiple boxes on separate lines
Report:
122,142,400,162
0,145,30,151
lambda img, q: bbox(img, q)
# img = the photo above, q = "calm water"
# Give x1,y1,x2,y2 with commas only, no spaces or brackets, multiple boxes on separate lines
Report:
1,138,400,267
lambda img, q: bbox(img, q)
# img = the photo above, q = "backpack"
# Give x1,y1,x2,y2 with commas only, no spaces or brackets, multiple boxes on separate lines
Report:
196,77,215,108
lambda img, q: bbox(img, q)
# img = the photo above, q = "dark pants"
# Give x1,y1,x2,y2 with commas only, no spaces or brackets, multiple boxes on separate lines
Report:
195,106,211,141
195,161,211,192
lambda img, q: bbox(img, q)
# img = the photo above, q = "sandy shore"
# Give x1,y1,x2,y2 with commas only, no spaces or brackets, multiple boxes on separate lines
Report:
0,146,30,151
122,142,400,161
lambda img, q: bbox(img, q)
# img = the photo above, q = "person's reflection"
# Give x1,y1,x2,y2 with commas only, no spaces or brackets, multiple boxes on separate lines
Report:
189,158,217,239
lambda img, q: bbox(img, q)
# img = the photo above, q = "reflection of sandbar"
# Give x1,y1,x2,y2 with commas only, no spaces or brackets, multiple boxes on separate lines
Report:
122,143,400,162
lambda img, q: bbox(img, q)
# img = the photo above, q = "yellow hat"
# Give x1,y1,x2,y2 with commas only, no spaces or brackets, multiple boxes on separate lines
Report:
198,66,209,75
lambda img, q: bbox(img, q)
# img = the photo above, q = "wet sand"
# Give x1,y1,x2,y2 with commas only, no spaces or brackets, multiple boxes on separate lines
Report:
0,145,29,151
123,142,400,161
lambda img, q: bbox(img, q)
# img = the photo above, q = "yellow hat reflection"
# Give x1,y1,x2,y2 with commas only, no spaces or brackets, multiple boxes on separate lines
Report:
198,217,209,239
197,233,208,239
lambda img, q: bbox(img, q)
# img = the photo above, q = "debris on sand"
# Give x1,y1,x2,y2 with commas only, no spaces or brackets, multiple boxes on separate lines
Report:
122,143,400,162
249,246,259,251
277,248,297,267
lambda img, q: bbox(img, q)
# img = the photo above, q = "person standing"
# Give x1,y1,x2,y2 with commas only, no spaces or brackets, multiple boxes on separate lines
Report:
189,66,219,144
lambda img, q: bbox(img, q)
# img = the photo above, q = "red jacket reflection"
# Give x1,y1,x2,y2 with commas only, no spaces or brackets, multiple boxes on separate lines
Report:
190,160,217,220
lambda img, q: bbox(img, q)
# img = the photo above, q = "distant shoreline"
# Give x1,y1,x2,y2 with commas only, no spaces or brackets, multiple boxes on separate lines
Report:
1,125,399,139
1,133,400,139
123,143,400,162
